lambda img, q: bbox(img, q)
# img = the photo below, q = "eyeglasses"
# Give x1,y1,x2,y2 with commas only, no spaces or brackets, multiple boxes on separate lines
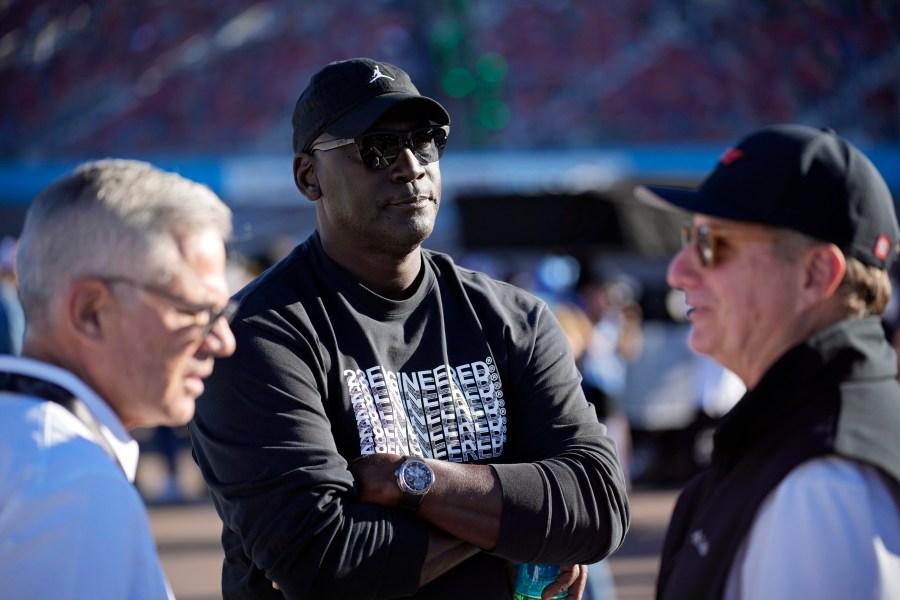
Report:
99,276,237,338
309,125,449,171
680,224,773,268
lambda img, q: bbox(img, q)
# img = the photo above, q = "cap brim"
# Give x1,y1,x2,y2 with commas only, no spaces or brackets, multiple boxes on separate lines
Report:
634,184,756,223
633,185,697,214
325,94,450,138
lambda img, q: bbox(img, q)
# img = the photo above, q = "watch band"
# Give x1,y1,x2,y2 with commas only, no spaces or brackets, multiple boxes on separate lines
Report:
398,487,427,510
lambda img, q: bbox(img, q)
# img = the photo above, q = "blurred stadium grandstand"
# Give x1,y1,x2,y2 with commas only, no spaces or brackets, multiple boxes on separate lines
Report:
2,1,898,225
2,0,898,249
2,0,899,156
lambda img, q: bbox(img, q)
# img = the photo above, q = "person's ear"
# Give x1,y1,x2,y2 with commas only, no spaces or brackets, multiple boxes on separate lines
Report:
67,279,112,341
294,154,321,201
801,243,846,306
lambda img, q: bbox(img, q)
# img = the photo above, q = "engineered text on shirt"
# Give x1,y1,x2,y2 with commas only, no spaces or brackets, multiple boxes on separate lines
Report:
345,356,507,462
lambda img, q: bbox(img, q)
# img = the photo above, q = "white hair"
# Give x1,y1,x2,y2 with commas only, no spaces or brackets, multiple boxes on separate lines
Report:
16,159,233,324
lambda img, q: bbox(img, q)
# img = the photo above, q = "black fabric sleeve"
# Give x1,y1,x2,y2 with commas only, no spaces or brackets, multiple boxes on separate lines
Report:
190,316,429,599
490,301,631,564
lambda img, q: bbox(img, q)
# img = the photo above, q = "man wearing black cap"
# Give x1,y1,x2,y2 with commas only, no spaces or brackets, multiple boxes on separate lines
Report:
190,58,630,599
636,124,900,599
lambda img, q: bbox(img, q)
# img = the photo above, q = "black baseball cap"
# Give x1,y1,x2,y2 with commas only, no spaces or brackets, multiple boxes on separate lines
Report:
635,124,900,269
292,57,451,154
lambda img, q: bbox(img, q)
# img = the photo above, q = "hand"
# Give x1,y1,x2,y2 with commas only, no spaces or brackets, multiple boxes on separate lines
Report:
543,564,588,600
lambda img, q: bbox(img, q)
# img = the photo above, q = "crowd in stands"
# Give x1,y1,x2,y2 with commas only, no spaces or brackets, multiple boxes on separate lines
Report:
1,0,898,157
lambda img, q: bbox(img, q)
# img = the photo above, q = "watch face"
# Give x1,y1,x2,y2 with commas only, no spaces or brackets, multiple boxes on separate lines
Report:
401,460,434,494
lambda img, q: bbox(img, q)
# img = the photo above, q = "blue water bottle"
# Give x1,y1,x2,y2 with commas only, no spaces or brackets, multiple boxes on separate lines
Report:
513,563,567,599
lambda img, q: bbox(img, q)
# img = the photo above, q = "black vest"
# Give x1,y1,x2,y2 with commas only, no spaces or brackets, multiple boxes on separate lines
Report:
656,317,900,599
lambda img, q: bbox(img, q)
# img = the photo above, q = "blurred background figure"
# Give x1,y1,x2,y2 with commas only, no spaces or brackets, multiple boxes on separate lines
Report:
551,299,622,600
575,270,642,483
0,236,24,355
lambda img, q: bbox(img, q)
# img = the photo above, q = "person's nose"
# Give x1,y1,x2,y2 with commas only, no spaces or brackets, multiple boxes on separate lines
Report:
666,244,700,291
390,146,426,182
200,317,237,358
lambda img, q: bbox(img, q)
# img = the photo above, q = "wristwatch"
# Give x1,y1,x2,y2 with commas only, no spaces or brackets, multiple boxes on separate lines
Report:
395,456,435,511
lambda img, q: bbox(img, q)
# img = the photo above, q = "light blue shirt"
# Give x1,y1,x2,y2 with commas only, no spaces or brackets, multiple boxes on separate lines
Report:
0,356,173,599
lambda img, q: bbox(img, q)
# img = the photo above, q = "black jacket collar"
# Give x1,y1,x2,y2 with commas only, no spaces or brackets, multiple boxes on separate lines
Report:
713,316,900,481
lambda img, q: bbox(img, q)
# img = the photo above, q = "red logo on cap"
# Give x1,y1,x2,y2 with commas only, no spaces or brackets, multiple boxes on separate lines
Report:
720,148,744,166
874,234,892,261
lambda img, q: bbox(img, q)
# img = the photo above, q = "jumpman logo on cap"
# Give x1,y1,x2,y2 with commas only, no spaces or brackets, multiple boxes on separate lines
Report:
370,65,395,83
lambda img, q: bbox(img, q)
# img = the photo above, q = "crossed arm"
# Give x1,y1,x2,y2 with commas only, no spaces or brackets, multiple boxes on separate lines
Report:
348,453,590,599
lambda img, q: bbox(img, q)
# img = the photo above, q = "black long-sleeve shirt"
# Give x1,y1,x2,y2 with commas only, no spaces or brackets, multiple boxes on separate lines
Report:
190,232,630,599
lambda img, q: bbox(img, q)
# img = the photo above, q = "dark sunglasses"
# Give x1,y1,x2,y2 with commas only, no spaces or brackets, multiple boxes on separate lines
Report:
309,125,449,171
680,224,773,268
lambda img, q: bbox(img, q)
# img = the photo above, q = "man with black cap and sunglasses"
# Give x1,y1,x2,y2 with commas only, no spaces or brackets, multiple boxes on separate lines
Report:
635,124,900,599
190,58,630,599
